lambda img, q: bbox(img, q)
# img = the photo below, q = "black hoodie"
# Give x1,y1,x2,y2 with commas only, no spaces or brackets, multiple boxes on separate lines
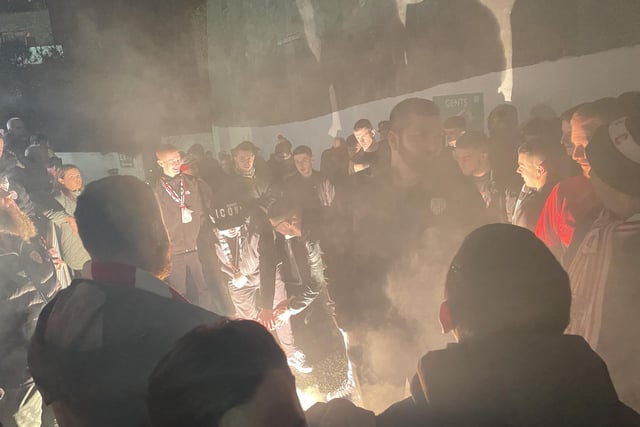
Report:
378,334,640,427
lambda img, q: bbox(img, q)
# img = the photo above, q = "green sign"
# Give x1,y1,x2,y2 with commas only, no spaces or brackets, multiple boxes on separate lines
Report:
433,92,484,131
118,153,135,168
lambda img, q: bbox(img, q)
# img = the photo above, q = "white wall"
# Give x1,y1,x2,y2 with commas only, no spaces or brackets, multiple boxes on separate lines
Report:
57,152,146,184
212,44,640,167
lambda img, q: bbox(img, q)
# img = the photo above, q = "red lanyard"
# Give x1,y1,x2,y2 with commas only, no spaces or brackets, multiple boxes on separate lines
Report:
161,175,185,208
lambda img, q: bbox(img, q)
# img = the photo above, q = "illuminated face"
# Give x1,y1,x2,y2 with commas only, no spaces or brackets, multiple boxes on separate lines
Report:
517,152,542,189
454,147,487,177
157,150,182,177
220,369,307,427
59,168,83,192
571,116,598,177
233,149,256,174
293,153,313,178
392,113,443,175
353,127,375,151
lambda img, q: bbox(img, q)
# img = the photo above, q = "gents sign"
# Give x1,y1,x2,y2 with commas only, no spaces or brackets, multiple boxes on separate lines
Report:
433,93,485,132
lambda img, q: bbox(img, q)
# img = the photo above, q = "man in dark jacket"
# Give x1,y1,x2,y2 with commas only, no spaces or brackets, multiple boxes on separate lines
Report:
28,176,222,427
320,137,349,185
285,145,336,213
209,185,307,373
331,98,486,408
228,141,275,213
308,224,640,427
269,198,350,394
0,194,58,427
454,131,519,223
566,114,640,412
352,118,391,175
153,144,215,310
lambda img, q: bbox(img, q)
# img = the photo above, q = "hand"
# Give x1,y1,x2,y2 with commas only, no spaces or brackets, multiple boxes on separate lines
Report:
51,257,65,271
273,299,292,328
256,309,277,330
47,247,65,271
64,216,78,235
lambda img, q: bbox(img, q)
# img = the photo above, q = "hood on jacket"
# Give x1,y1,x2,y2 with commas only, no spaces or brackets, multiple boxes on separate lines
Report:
412,334,634,426
0,198,37,240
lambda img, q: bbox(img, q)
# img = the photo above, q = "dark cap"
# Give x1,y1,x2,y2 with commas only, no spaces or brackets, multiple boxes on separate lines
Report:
211,201,246,230
587,114,640,197
231,141,259,154
210,182,249,230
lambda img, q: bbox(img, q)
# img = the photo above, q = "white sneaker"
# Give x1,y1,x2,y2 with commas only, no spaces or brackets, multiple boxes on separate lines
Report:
326,376,356,401
287,350,313,374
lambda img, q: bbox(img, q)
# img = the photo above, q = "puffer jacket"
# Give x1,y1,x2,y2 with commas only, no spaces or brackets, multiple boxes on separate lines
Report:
0,234,58,388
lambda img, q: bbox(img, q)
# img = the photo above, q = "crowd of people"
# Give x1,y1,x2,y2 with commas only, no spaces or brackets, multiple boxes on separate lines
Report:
0,89,639,427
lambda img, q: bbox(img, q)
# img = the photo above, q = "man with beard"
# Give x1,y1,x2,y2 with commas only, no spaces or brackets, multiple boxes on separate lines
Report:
0,192,58,427
28,176,222,427
332,98,485,408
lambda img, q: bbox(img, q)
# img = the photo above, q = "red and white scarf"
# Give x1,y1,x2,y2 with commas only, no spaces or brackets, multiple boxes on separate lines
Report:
566,211,640,348
160,175,186,208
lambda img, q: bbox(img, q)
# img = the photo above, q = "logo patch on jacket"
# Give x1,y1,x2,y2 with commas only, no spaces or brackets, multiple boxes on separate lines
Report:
29,250,44,264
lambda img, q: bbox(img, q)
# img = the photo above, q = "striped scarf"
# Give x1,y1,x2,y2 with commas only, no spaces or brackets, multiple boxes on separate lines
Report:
566,210,640,348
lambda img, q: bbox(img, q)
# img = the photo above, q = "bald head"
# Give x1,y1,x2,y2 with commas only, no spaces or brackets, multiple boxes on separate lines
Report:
156,144,182,177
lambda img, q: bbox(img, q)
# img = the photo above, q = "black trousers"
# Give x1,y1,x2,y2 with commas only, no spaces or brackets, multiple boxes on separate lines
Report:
168,251,212,309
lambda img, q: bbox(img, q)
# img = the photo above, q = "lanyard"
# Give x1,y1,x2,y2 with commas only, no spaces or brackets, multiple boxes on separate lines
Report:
161,175,185,208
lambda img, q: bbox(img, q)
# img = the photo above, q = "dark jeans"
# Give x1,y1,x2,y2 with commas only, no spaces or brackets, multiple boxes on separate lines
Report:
168,251,212,310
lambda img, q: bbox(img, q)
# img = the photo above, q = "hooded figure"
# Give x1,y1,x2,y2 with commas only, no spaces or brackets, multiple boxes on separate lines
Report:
0,194,58,427
309,224,640,427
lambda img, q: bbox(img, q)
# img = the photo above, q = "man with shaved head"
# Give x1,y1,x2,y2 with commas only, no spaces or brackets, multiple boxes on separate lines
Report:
153,144,221,311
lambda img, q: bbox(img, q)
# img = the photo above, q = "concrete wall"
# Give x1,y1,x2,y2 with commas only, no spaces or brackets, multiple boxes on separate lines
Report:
212,44,640,168
57,152,146,184
160,132,219,155
0,10,54,45
204,0,640,128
